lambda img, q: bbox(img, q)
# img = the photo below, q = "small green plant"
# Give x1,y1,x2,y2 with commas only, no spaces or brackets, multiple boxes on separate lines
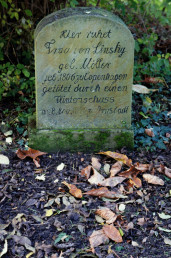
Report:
54,233,72,244
0,62,35,100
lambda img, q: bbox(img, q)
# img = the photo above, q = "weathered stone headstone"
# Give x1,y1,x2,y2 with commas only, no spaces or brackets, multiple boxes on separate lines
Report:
29,7,134,152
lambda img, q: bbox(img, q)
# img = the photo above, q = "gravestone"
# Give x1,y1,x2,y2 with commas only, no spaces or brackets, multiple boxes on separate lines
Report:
29,7,134,152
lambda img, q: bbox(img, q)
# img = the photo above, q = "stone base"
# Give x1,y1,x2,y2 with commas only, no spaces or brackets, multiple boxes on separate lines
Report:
28,117,134,152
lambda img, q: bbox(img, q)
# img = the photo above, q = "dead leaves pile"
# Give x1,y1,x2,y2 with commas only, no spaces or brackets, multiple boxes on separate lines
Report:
81,151,166,201
15,149,171,254
60,150,169,252
79,151,169,252
89,224,122,253
0,213,36,257
89,207,123,252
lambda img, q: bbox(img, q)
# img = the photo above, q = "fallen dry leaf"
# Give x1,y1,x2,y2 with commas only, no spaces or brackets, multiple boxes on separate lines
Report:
45,209,54,217
95,215,105,224
84,187,124,199
95,208,117,224
110,161,123,177
125,222,134,231
158,212,171,220
88,167,105,185
129,176,142,188
100,177,125,187
62,181,82,198
144,77,164,84
4,130,13,136
16,148,46,168
89,229,109,253
6,137,12,144
35,243,53,253
98,151,132,167
137,190,144,197
134,163,149,172
143,174,164,185
118,184,126,194
0,239,8,257
26,251,35,258
91,157,101,170
132,84,158,94
158,164,171,179
35,174,46,181
132,241,140,247
12,235,31,246
119,203,126,212
142,237,148,243
125,179,134,191
0,154,9,165
12,213,26,228
137,217,146,226
0,224,9,230
164,237,171,246
103,224,123,243
62,196,70,206
57,163,65,171
158,227,171,233
81,165,92,179
118,166,139,178
145,128,155,137
103,163,110,174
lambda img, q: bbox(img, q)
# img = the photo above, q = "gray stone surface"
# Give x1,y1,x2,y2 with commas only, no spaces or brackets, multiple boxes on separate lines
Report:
29,7,134,152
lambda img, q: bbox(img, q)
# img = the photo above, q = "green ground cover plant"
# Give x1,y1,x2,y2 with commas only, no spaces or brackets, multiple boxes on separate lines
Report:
0,0,170,150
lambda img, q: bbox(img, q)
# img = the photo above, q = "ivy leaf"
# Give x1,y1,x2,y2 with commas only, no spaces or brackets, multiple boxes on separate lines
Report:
54,233,71,244
156,139,166,149
22,69,30,77
25,9,32,17
1,1,8,9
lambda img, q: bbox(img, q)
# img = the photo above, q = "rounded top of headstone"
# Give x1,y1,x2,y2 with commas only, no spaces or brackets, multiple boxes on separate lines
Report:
35,7,128,38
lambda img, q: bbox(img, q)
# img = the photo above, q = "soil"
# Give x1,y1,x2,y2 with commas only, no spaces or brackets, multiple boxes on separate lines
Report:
0,145,170,258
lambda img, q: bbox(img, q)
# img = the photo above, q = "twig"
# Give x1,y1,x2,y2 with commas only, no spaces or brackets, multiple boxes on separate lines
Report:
112,249,121,258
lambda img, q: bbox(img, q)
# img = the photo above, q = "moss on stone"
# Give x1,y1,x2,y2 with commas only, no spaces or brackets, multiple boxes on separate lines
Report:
114,131,134,150
28,113,36,130
28,115,134,152
28,126,134,153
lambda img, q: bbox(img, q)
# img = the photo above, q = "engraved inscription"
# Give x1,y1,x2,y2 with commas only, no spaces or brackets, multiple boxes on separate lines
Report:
36,19,134,129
